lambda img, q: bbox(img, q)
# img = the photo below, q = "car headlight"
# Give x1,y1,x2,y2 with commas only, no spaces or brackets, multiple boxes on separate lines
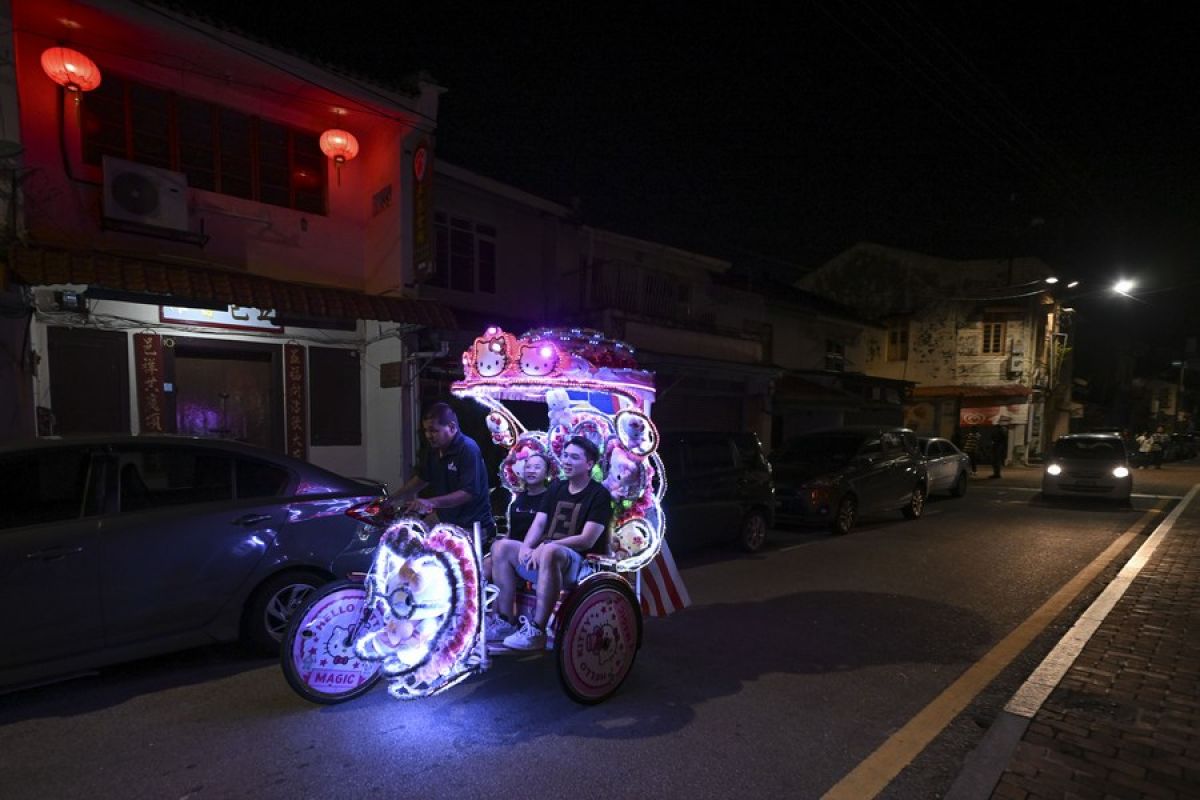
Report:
1046,464,1063,476
1112,466,1130,478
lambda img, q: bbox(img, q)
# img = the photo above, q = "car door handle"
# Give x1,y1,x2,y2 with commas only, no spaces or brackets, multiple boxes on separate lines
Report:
232,513,273,526
26,546,84,561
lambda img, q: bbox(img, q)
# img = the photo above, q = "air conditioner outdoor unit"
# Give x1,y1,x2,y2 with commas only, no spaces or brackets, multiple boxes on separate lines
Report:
102,156,189,232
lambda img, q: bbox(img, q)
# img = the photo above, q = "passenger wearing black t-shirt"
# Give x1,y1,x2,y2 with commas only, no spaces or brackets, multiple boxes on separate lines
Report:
506,453,553,541
389,403,496,547
488,436,612,651
483,452,553,582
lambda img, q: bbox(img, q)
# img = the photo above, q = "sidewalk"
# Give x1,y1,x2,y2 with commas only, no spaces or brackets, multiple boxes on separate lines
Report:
948,483,1200,799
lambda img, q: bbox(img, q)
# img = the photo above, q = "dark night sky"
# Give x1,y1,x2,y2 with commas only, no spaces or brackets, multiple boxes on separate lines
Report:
177,1,1200,372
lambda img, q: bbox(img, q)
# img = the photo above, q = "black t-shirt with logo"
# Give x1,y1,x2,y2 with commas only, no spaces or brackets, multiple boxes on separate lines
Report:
536,479,613,555
507,489,548,541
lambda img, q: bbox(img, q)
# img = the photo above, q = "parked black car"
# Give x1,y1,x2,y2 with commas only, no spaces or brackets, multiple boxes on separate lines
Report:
0,435,384,689
657,431,775,553
772,426,928,535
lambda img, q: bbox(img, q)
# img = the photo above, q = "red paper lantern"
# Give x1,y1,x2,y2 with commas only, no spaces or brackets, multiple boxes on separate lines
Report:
41,47,102,92
319,129,359,164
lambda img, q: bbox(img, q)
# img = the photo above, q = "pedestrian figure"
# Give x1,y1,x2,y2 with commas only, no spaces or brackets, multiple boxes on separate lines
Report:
1151,425,1166,469
1136,430,1153,468
990,424,1008,479
961,426,980,474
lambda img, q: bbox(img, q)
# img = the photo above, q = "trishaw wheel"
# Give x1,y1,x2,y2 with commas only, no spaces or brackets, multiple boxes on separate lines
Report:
555,576,642,705
281,580,383,704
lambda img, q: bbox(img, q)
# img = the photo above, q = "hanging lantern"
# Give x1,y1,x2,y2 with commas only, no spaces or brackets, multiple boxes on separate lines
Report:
41,47,102,93
320,129,359,185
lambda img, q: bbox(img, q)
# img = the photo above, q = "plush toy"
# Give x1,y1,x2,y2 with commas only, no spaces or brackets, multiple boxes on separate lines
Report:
602,440,649,501
615,410,657,456
612,519,652,560
486,411,516,447
546,388,573,431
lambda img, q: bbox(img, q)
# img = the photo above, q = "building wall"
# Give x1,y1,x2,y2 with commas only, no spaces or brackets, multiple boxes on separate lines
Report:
10,0,431,291
420,164,579,327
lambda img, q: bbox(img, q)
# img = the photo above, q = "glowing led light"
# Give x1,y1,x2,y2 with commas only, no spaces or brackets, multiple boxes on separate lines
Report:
1046,464,1063,476
1112,466,1130,478
1113,279,1135,295
355,519,480,698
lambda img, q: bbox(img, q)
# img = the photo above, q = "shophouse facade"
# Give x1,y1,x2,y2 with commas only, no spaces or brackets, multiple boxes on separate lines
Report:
797,243,1068,463
0,0,452,491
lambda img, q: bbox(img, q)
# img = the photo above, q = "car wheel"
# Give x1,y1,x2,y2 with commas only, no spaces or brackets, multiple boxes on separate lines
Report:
244,569,327,655
902,484,926,520
738,511,769,553
950,471,968,497
831,495,856,535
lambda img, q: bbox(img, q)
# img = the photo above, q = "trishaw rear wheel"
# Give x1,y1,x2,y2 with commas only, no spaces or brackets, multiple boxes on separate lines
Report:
555,576,642,704
281,580,383,704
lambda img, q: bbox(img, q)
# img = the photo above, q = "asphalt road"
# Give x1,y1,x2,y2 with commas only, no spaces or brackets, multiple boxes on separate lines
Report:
2,462,1196,800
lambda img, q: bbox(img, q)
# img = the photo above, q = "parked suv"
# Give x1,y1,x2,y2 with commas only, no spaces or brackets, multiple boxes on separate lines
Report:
772,426,928,535
657,431,775,553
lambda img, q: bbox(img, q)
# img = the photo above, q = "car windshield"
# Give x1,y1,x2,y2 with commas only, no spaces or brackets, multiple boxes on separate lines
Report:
778,433,865,464
1053,438,1125,460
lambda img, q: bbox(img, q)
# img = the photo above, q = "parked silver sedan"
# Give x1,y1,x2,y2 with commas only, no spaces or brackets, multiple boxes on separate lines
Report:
917,437,971,497
0,435,385,689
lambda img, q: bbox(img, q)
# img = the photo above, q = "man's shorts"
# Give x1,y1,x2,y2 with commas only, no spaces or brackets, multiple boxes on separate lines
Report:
515,544,595,587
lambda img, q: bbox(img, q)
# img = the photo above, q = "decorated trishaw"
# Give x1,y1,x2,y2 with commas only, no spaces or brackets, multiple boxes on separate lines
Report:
280,326,669,704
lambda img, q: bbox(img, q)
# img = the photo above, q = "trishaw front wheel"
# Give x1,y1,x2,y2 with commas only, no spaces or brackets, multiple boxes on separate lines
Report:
281,580,383,704
555,575,642,705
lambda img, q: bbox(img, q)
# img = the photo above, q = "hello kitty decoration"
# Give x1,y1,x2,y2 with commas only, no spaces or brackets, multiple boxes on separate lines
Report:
454,326,655,409
615,410,658,457
485,410,517,447
602,439,650,501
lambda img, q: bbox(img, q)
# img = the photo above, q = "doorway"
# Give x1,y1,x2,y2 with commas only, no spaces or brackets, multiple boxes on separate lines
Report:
170,338,282,452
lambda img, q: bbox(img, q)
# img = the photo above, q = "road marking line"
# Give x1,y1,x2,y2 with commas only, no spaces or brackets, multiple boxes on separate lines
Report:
972,485,1184,501
1004,482,1199,717
821,499,1167,800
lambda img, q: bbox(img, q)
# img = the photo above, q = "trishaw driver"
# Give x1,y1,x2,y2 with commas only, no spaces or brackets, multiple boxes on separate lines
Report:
390,403,497,548
488,436,612,650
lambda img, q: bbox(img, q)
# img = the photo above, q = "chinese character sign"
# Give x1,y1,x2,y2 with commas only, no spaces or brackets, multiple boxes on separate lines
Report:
134,333,166,433
285,343,307,460
412,138,434,282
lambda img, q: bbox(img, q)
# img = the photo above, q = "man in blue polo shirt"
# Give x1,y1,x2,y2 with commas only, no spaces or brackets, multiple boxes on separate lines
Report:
391,403,496,547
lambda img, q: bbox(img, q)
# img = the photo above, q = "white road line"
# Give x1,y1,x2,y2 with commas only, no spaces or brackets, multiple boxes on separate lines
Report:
1004,483,1200,718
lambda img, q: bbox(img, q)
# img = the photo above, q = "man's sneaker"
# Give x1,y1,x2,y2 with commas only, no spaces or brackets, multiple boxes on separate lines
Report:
502,616,547,651
485,614,519,644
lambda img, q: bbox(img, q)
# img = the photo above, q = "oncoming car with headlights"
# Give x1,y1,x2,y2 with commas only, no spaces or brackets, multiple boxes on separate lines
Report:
1041,433,1132,503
